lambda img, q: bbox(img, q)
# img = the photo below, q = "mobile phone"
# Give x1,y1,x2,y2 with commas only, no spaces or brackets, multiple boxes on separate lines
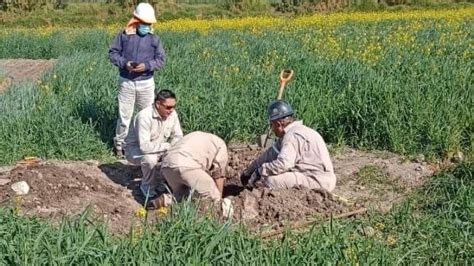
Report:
130,62,139,68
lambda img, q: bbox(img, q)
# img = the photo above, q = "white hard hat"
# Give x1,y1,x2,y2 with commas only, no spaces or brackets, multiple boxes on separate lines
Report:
133,3,157,24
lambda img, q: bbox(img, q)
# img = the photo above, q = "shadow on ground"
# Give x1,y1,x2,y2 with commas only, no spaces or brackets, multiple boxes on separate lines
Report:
98,162,145,205
223,184,245,197
99,161,246,203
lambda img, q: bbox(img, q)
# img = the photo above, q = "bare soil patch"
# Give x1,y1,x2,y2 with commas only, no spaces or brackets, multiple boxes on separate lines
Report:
0,59,56,92
332,148,434,212
0,146,436,233
0,161,142,234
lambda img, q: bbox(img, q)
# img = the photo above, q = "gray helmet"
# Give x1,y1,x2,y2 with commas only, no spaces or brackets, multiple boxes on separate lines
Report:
267,100,294,121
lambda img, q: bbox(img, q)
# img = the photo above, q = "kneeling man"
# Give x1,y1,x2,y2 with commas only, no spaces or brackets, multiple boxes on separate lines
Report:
160,131,228,202
241,100,336,192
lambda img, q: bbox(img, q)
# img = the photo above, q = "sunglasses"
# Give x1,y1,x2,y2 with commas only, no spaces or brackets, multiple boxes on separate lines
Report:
159,103,175,110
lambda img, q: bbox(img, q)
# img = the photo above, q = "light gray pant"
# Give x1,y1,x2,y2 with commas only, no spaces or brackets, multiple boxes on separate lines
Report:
251,145,335,192
114,77,155,150
125,147,167,198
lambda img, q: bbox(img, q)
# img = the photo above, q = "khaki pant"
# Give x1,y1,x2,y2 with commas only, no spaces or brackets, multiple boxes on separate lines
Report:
251,144,336,192
264,172,336,191
114,77,155,150
125,147,166,198
161,167,221,201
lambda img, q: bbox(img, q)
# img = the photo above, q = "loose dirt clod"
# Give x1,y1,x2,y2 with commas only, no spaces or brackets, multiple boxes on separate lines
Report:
0,179,11,186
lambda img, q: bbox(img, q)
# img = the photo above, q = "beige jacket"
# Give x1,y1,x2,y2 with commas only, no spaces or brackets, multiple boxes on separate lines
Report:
245,121,335,185
125,105,183,155
161,131,228,178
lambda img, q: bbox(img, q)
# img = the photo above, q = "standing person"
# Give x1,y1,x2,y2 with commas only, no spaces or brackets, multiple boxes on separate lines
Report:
124,89,183,199
241,100,337,192
109,2,166,157
159,131,228,203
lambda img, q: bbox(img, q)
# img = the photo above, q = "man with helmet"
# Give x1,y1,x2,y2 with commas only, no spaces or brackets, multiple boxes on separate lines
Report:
108,3,166,158
240,100,336,192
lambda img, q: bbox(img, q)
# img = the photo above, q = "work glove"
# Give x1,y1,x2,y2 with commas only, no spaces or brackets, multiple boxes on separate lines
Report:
248,171,261,188
146,193,173,210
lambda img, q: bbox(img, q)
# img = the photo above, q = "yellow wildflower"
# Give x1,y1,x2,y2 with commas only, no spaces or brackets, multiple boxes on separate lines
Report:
374,222,385,231
135,207,146,218
386,234,397,246
157,207,168,216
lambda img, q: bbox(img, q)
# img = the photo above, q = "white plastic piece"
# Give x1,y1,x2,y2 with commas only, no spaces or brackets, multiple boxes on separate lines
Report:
221,198,234,219
11,181,30,195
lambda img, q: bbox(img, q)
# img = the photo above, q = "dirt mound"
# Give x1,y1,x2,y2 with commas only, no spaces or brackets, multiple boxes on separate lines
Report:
226,145,261,180
230,187,354,230
0,161,141,233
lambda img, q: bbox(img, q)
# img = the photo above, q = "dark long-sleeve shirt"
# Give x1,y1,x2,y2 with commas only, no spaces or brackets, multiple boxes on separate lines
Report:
108,30,166,81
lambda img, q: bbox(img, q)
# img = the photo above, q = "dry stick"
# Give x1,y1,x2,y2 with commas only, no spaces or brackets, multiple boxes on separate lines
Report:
260,207,368,239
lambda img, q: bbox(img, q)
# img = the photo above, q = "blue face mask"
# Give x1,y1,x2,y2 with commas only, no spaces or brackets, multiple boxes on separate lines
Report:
137,24,151,36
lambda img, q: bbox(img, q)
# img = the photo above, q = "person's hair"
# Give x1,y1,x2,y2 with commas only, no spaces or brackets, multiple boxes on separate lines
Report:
155,89,176,102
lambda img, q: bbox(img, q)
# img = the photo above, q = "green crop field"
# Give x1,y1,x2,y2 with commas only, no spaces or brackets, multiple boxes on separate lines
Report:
0,9,472,164
0,8,472,264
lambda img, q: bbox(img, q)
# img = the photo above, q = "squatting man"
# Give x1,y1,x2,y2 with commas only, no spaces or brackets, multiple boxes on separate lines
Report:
124,89,182,199
240,100,336,192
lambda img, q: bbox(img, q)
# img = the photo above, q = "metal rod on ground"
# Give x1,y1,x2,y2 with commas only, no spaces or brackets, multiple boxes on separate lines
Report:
260,207,368,239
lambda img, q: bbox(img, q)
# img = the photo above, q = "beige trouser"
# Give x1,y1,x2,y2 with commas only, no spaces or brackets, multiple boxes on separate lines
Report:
114,77,155,150
125,147,166,198
161,167,221,201
264,172,336,192
249,144,336,192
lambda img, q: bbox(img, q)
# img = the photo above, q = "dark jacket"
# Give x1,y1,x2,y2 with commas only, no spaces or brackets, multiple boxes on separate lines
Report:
108,30,166,81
